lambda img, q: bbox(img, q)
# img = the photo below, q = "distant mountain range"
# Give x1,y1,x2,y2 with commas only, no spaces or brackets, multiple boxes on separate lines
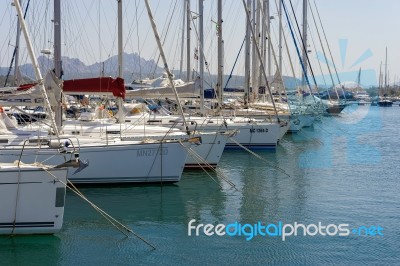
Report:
0,52,164,82
0,52,301,89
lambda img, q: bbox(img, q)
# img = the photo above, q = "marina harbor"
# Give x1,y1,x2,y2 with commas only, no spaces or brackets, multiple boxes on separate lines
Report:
0,0,399,265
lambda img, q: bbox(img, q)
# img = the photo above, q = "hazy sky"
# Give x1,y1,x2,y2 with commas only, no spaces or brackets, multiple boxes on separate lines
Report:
1,0,399,87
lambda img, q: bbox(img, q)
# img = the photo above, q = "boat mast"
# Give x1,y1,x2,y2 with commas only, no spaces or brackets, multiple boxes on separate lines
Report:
278,0,282,73
14,0,22,86
357,67,361,88
250,0,259,102
301,0,308,88
179,1,186,79
186,0,191,82
242,0,279,121
199,0,205,115
144,0,188,131
118,0,123,78
54,0,63,129
244,0,251,107
266,0,272,77
116,0,125,123
54,0,62,80
217,0,224,109
384,47,388,94
378,61,382,93
260,0,267,92
13,0,60,138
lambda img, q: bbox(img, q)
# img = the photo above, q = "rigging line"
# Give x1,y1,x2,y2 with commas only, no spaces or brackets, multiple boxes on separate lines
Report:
308,2,333,90
224,36,245,90
242,0,280,121
228,137,291,177
151,0,179,78
312,0,341,87
272,0,300,91
189,11,213,82
307,22,328,89
135,0,142,81
140,4,161,76
42,0,50,58
169,4,184,74
178,0,185,79
287,0,320,96
98,0,101,72
272,0,308,115
67,1,97,72
281,0,314,97
4,0,31,86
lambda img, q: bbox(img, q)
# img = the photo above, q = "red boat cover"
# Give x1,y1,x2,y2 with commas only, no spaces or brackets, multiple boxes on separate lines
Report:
18,83,37,91
63,77,125,99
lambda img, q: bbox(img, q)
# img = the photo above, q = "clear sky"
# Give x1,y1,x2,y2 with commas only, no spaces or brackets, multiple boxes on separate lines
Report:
1,0,399,87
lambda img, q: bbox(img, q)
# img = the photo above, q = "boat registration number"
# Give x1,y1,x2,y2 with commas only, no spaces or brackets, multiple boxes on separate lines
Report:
250,128,269,133
137,148,168,157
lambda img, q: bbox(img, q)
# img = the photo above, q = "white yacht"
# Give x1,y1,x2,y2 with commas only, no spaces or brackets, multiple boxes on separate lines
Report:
0,161,67,235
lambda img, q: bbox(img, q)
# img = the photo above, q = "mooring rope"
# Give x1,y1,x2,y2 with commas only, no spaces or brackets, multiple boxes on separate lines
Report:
179,142,239,191
188,147,238,190
40,166,156,250
228,137,291,177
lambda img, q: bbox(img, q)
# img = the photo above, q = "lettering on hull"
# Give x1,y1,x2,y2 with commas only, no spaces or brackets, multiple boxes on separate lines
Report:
249,128,269,133
137,148,168,157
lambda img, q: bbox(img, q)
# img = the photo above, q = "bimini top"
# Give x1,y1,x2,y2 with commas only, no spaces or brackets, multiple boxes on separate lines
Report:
63,77,125,99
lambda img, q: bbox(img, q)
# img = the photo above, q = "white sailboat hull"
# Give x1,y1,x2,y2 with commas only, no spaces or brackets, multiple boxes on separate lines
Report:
142,115,281,150
0,166,67,235
288,114,314,133
181,120,280,150
122,132,227,168
0,139,188,184
182,133,227,168
68,142,187,183
60,121,227,169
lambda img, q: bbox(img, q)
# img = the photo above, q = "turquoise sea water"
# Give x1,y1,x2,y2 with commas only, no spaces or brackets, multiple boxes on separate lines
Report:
1,105,399,265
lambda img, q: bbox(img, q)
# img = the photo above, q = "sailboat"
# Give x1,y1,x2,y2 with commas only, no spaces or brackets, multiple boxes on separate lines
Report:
353,68,371,105
0,0,83,235
378,47,393,107
125,72,199,98
57,0,228,170
147,0,282,150
61,77,231,169
0,0,191,184
0,156,68,235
